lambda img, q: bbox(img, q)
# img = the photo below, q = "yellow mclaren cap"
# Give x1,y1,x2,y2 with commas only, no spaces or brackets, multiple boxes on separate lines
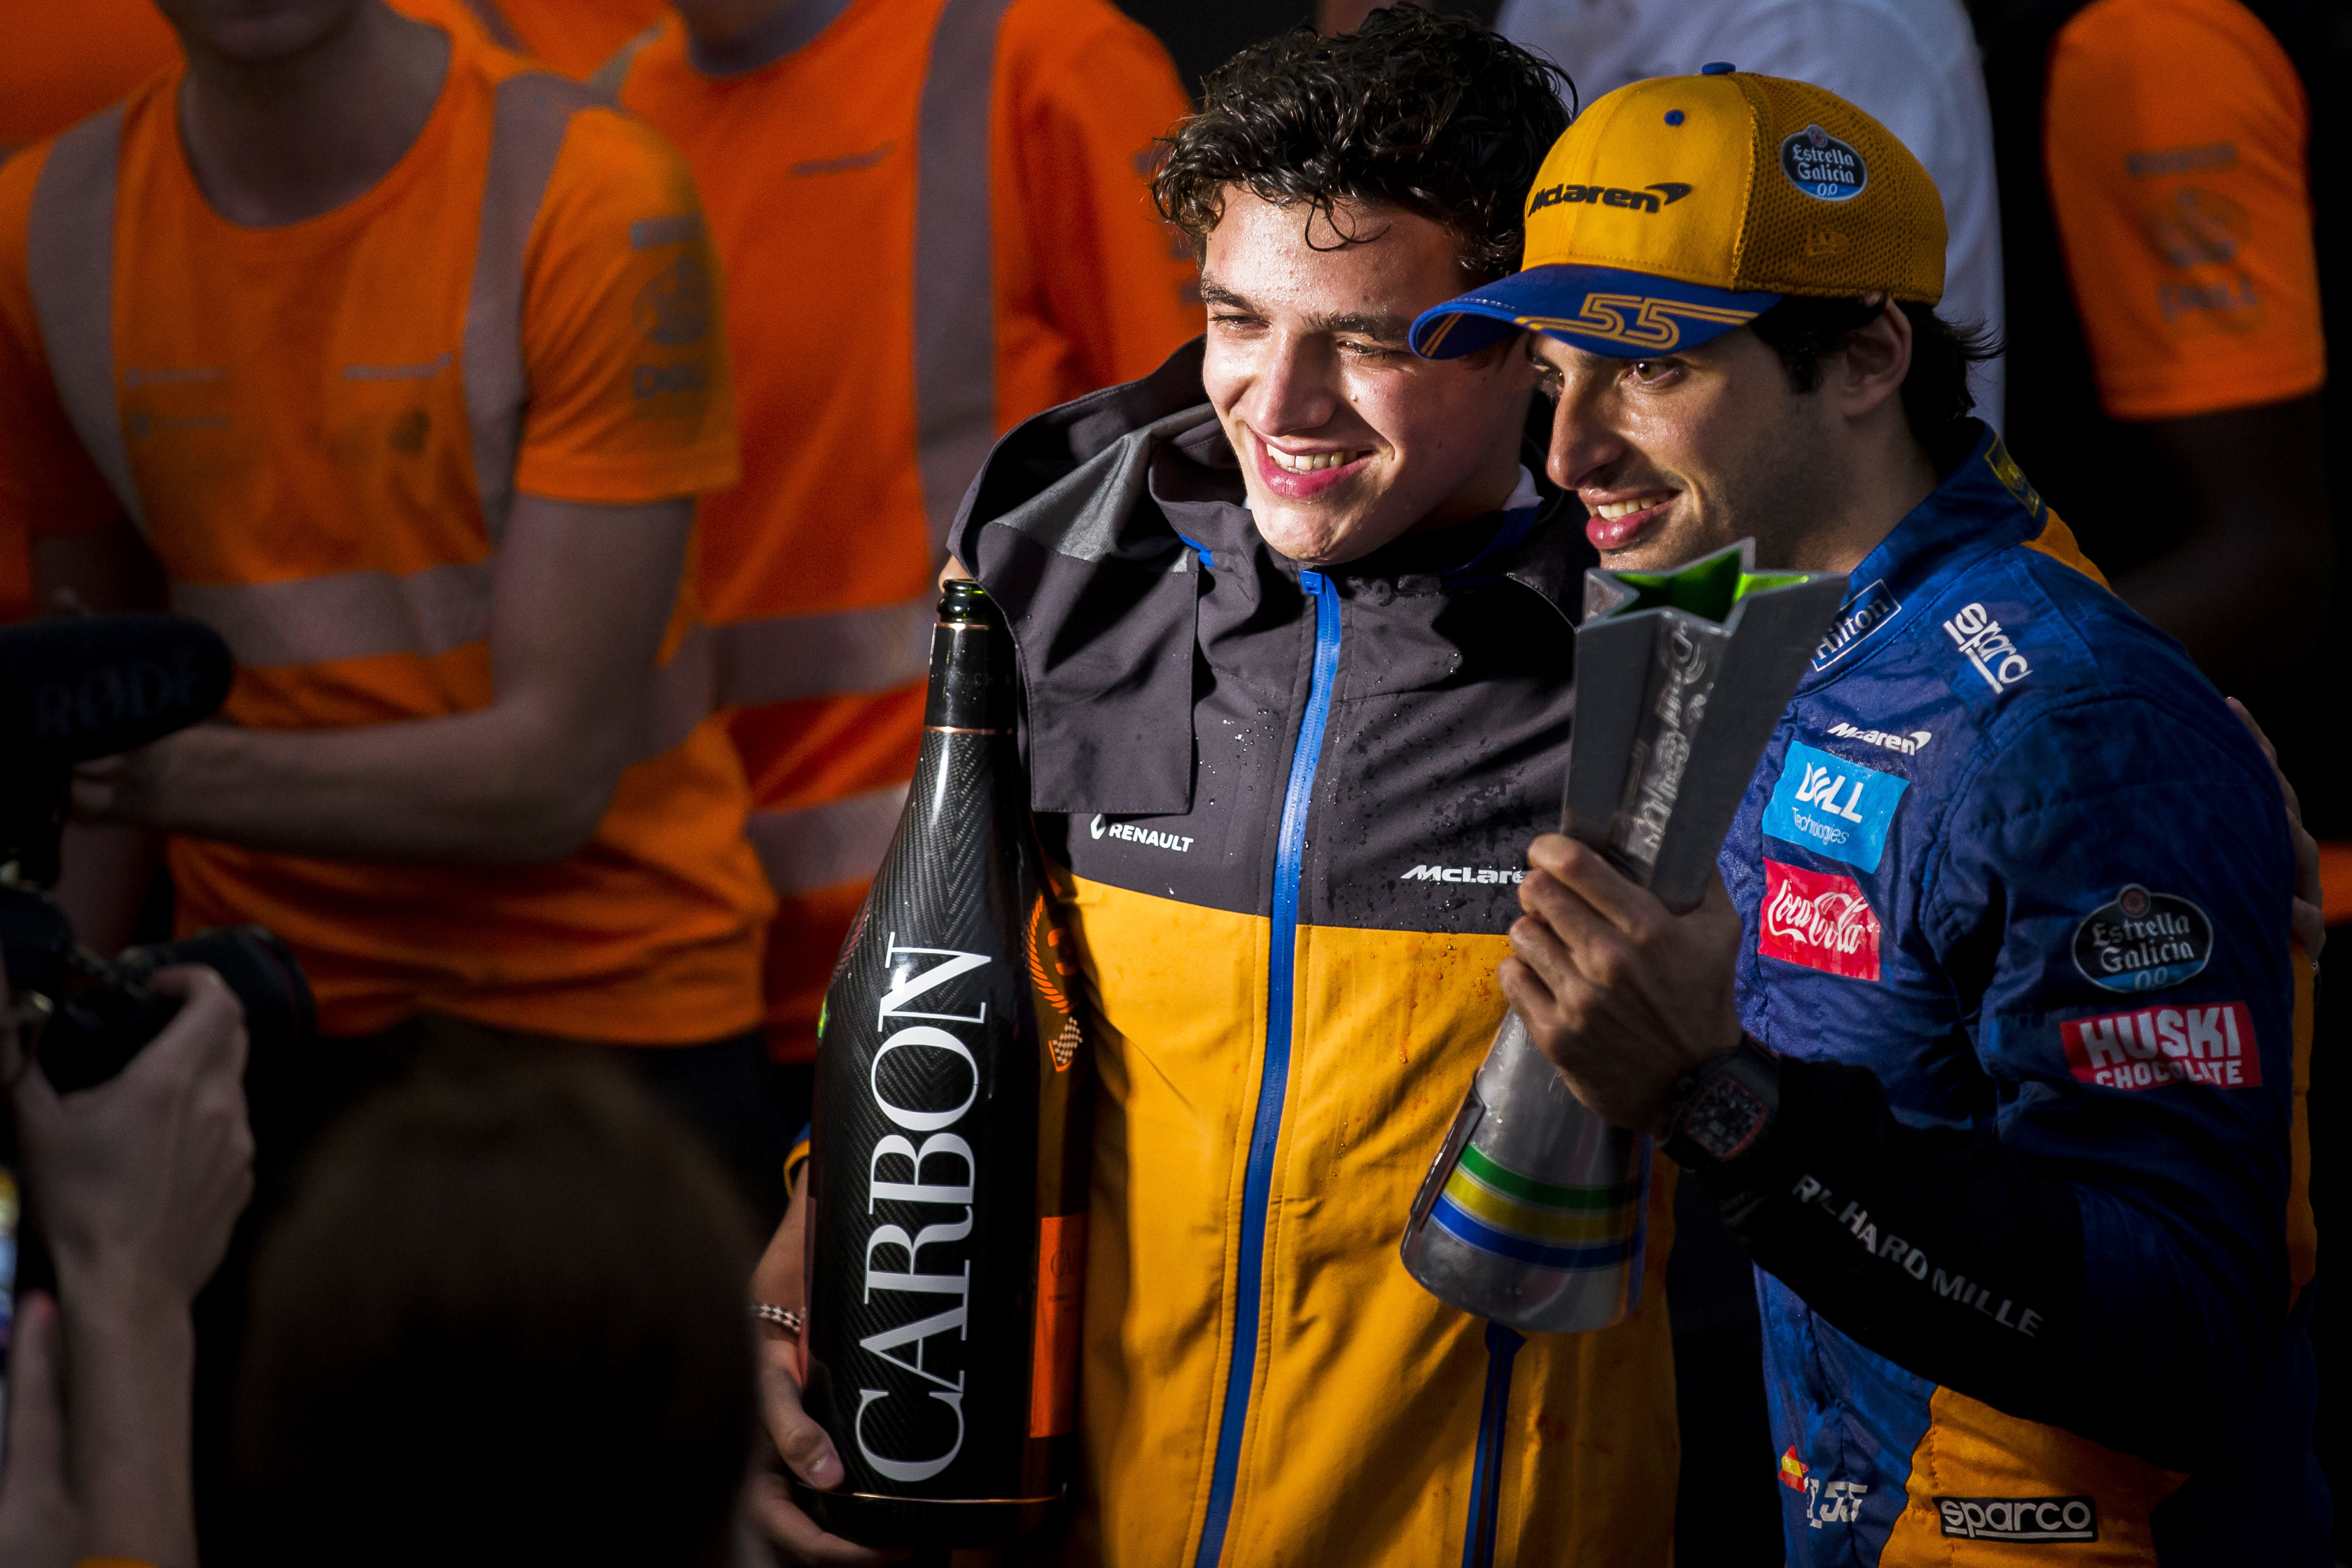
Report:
1413,63,1947,360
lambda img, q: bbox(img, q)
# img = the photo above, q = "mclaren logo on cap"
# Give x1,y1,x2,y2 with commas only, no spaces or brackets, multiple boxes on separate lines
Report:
1527,181,1695,217
1781,124,1868,202
1519,293,1762,353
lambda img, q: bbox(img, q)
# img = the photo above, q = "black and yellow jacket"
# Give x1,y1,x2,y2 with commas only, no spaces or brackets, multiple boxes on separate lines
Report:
952,342,1679,1567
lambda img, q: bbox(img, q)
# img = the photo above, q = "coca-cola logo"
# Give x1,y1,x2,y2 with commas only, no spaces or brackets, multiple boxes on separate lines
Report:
1758,859,1882,980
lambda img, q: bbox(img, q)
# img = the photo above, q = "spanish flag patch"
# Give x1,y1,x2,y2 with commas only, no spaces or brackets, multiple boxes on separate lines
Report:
1779,1446,1809,1492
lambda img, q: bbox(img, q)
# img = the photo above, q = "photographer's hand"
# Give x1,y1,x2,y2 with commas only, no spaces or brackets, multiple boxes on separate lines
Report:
7,965,255,1568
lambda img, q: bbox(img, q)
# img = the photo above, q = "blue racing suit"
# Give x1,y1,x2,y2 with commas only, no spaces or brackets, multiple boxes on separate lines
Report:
1696,422,2326,1564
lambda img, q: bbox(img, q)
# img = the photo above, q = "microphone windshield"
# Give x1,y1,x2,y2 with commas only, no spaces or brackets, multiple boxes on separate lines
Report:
0,614,234,764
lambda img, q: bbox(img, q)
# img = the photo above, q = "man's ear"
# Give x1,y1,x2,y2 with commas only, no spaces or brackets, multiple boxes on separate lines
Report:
1830,298,1912,421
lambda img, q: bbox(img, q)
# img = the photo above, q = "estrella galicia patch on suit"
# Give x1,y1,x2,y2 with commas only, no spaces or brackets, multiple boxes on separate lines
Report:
2072,883,2212,992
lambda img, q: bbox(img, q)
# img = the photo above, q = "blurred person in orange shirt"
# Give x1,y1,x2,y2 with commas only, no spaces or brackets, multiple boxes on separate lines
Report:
1983,0,2336,802
0,0,184,625
0,0,660,625
0,0,788,1221
607,0,1198,1109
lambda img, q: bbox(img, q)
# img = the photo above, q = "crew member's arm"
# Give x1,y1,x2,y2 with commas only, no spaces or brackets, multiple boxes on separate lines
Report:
1003,0,1201,395
2044,2,2330,692
1510,699,2302,1470
49,495,692,863
37,104,738,867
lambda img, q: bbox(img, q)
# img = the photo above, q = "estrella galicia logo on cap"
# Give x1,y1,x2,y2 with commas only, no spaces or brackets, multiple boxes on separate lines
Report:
2073,884,2213,992
1781,124,1868,202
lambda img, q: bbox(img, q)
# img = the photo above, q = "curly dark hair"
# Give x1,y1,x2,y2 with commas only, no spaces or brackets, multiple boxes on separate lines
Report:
1154,5,1576,282
1749,297,2001,449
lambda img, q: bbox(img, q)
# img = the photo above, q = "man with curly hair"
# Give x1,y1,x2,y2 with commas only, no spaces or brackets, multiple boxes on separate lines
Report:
748,9,1681,1566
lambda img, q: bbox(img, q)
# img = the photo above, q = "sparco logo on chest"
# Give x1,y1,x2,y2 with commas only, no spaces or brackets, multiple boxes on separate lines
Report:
1759,859,1882,981
1942,602,2030,693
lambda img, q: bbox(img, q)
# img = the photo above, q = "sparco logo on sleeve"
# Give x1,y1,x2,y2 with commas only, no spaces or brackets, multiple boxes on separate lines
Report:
1937,1496,2098,1543
2061,1001,2259,1090
1759,859,1882,980
1943,602,2029,693
2073,883,2212,991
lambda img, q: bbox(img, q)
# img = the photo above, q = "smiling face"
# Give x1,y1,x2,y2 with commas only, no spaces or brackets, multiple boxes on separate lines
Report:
1199,191,1535,567
1531,326,1847,573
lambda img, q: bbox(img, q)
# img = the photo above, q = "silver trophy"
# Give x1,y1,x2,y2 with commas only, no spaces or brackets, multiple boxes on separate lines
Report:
1401,541,1847,1333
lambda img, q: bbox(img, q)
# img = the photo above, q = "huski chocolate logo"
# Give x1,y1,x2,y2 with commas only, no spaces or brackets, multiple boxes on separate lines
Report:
2062,1001,2258,1091
2073,883,2212,992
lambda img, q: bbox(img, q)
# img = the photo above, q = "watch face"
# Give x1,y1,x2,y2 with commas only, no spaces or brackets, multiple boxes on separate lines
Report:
1685,1076,1767,1161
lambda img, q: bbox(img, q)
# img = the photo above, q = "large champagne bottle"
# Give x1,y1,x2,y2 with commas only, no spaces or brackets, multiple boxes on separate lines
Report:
796,581,1091,1549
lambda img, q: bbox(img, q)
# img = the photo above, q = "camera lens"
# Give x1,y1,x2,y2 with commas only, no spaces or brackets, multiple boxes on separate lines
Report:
119,926,316,1057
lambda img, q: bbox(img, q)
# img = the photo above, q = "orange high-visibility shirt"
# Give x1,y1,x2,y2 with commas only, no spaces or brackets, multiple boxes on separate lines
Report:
617,0,1199,1059
0,24,772,1042
2044,0,2325,419
0,0,182,622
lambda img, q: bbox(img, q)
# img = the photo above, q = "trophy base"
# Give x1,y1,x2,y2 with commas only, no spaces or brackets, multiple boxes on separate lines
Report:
1401,1213,1646,1334
791,1485,1061,1549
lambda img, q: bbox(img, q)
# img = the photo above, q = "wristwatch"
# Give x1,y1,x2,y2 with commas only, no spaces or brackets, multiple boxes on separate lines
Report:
1661,1035,1781,1170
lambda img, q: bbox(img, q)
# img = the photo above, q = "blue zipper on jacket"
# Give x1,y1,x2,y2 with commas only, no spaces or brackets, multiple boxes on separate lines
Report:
1192,568,1343,1568
1460,1323,1526,1568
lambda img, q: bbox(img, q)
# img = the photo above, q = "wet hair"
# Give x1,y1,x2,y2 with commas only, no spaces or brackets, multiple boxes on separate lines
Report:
1749,296,1999,450
234,1060,757,1568
1154,5,1576,283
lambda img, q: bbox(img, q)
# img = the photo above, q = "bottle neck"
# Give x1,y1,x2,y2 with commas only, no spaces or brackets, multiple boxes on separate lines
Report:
923,601,1018,734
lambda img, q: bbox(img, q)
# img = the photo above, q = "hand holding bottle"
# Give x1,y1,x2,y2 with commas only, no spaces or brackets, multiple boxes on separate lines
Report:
749,1175,911,1567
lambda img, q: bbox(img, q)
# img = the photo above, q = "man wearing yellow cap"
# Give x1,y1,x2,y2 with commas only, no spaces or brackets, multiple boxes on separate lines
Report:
1413,67,2328,1562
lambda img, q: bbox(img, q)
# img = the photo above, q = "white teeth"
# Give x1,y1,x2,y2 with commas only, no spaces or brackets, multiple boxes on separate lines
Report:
1268,447,1359,474
1593,494,1670,520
